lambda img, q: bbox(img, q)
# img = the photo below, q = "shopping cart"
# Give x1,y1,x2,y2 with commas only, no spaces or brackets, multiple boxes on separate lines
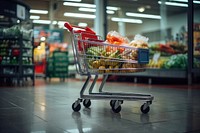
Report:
65,22,154,113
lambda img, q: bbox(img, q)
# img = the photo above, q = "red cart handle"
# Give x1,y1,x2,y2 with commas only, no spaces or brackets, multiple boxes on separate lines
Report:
64,22,95,34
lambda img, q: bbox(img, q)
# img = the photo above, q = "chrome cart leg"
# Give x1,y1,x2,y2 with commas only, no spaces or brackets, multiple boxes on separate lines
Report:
80,75,91,97
89,75,98,94
99,75,108,92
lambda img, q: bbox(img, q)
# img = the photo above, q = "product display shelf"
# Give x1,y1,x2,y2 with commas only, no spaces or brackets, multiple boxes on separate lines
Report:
45,51,69,81
0,34,35,86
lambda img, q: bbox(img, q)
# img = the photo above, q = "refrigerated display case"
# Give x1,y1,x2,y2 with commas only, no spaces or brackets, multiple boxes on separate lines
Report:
0,0,34,86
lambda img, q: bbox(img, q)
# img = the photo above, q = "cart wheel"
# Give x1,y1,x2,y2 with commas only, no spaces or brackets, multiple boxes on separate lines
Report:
83,99,91,108
140,104,150,114
112,105,121,113
110,100,116,107
72,102,81,112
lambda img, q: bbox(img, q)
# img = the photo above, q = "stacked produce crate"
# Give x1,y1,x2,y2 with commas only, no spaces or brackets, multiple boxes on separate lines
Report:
46,51,69,81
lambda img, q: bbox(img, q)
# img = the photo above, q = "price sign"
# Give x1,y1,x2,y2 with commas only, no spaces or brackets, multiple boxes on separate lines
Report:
17,4,25,20
153,52,160,64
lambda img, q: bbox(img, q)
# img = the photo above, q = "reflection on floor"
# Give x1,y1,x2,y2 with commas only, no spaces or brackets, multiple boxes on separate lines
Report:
0,78,200,133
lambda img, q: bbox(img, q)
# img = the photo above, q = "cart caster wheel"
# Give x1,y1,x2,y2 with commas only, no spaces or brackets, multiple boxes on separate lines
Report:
140,104,150,114
112,105,121,113
110,100,116,107
83,99,91,108
72,102,81,112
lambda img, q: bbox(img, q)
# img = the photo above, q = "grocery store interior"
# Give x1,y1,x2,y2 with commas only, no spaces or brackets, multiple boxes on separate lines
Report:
0,0,200,132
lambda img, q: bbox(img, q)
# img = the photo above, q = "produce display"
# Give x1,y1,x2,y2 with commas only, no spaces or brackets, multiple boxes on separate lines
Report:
162,54,187,69
81,31,149,73
148,57,168,68
149,43,187,56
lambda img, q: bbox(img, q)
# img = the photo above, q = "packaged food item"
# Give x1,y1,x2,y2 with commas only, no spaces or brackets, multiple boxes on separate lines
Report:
129,34,149,48
106,31,129,45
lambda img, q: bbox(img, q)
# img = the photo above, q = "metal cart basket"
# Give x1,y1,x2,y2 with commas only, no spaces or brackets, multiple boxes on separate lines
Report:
65,22,154,113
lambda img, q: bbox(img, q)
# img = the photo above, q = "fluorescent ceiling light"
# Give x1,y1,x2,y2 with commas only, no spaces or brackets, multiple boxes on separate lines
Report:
126,12,161,19
33,20,51,24
33,20,57,24
192,1,200,4
107,6,119,11
79,8,95,12
106,10,115,14
158,1,188,7
78,8,115,14
170,0,200,4
64,0,81,2
30,9,48,14
30,15,40,19
111,17,143,24
78,22,88,27
63,2,95,8
63,2,119,10
64,12,95,19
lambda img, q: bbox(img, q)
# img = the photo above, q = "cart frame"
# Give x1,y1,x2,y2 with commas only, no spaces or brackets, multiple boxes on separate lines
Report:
65,22,154,113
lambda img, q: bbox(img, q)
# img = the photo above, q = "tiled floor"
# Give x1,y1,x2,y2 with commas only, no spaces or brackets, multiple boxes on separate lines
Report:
0,78,200,133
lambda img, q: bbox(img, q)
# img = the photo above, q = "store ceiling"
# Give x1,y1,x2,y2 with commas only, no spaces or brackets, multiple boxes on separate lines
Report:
23,0,189,28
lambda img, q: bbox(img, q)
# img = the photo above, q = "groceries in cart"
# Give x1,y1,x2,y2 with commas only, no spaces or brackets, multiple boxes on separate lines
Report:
78,31,149,74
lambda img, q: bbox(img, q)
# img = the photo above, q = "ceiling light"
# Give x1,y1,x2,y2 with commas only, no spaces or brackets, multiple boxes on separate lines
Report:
63,2,95,8
32,20,57,24
79,8,95,12
138,7,145,12
30,9,48,14
63,2,119,10
30,15,40,19
33,20,50,24
78,8,115,14
106,10,115,14
64,0,81,2
158,1,188,7
111,17,142,24
78,22,88,27
170,0,200,4
126,12,161,19
107,6,119,11
64,12,95,19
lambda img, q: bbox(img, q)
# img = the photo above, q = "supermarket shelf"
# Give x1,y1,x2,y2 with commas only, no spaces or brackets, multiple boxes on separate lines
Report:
22,64,34,67
130,68,187,78
0,74,19,77
0,36,31,41
0,64,20,66
192,68,200,73
22,74,35,77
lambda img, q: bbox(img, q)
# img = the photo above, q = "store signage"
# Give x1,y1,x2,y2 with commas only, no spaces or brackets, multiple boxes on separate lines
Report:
17,4,26,20
0,1,29,20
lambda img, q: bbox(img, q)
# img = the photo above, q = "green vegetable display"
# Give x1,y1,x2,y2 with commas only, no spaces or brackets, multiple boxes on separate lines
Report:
162,54,187,69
